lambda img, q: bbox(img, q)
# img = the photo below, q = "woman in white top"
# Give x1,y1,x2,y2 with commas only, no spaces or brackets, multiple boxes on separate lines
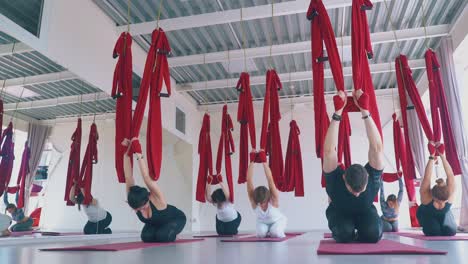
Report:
0,213,12,237
69,183,112,234
247,153,287,238
205,174,241,235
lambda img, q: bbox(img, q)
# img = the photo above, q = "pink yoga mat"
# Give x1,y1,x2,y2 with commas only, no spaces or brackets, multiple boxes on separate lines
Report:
40,239,204,251
10,231,83,237
396,232,468,241
221,233,302,242
323,232,405,239
317,239,446,255
192,233,250,238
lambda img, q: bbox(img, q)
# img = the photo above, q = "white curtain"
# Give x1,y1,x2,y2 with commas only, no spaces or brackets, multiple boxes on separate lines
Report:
25,124,51,212
437,37,468,228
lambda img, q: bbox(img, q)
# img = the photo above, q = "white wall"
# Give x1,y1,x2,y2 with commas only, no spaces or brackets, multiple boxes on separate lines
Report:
41,118,194,232
195,96,409,232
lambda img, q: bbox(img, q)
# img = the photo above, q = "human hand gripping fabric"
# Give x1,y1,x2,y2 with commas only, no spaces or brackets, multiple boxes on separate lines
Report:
352,89,369,112
333,90,347,115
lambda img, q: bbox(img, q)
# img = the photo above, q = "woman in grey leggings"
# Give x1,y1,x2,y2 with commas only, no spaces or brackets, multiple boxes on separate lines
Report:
380,177,403,232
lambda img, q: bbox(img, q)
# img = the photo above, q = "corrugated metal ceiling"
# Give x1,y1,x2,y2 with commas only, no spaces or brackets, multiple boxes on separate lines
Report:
0,0,44,37
94,0,467,105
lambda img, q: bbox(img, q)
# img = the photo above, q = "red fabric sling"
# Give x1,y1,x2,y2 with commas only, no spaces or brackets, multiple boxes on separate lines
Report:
126,28,171,181
280,120,304,196
380,114,419,226
214,105,235,202
64,119,82,206
425,49,461,173
236,72,256,184
6,141,30,209
0,122,15,197
112,32,133,183
260,70,284,187
195,114,214,203
78,123,98,205
0,99,3,135
307,0,345,187
351,0,382,137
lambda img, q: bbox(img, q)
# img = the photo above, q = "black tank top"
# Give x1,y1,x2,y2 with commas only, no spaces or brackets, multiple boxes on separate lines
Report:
136,201,180,226
420,201,452,222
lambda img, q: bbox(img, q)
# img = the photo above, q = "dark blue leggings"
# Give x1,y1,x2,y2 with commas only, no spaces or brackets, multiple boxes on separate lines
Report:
84,212,112,235
326,205,382,243
141,210,186,243
216,212,242,235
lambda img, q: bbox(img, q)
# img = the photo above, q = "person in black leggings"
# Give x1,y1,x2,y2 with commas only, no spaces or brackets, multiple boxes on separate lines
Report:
123,140,186,243
417,147,457,236
322,90,384,243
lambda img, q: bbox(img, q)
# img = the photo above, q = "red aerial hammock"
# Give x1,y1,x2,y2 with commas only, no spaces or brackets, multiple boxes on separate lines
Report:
64,118,82,206
0,99,3,136
214,105,235,202
260,70,284,187
236,72,256,184
195,113,214,203
396,54,461,175
6,141,30,209
78,123,99,205
196,107,236,203
280,120,304,196
424,49,461,173
0,122,15,197
124,28,171,181
112,32,133,183
383,113,420,227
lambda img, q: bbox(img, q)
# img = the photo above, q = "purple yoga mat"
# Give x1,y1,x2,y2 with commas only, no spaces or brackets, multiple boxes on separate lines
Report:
396,232,468,241
40,239,204,251
317,239,446,255
221,232,303,242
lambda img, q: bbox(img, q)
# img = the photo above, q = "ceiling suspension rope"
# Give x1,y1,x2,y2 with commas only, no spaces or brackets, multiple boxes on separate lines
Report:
382,0,402,55
11,80,26,141
269,0,275,69
127,0,131,33
93,93,99,123
240,6,247,71
156,0,164,29
225,48,230,104
420,0,430,50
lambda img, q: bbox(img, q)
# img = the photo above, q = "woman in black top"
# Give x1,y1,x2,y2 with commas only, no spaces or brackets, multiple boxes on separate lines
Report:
123,140,186,243
417,146,456,236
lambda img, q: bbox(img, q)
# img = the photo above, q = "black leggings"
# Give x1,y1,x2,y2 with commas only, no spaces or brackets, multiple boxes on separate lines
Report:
216,212,242,235
326,205,382,243
141,210,187,243
417,208,457,236
84,212,112,235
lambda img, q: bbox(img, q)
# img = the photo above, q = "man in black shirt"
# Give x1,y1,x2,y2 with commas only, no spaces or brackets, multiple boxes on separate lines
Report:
323,90,384,243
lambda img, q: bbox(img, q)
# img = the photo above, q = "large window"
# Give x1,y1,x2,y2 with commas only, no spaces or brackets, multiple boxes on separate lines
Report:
0,0,44,37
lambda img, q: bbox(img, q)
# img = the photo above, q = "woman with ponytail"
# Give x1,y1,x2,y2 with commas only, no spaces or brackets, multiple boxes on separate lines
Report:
380,177,403,232
417,145,457,236
123,139,186,243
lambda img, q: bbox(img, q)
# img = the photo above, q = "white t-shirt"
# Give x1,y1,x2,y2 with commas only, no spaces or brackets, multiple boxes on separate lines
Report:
255,203,285,225
216,202,238,222
83,200,107,222
0,214,12,231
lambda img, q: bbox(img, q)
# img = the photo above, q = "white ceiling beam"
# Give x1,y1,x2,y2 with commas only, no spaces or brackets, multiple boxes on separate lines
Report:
118,0,387,35
1,71,76,88
169,25,449,68
0,42,33,56
178,59,426,92
199,88,397,112
39,112,116,125
3,92,109,111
